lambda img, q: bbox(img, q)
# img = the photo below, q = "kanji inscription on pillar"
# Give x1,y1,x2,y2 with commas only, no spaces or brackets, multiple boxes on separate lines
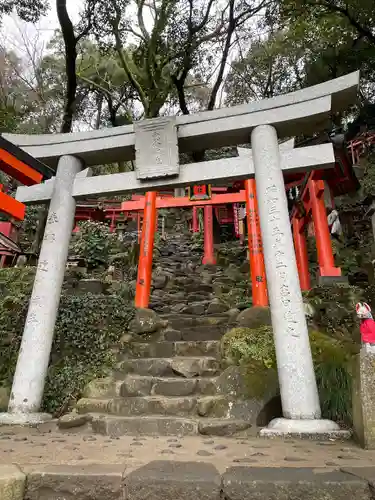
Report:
134,116,179,180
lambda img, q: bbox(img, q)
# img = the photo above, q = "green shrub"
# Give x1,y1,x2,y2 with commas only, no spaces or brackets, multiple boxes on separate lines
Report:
221,326,275,368
304,284,363,340
70,220,117,269
0,268,35,385
0,267,134,416
221,325,356,425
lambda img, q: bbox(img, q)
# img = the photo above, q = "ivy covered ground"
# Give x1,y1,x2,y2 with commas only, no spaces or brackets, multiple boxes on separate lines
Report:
0,221,137,416
0,267,134,416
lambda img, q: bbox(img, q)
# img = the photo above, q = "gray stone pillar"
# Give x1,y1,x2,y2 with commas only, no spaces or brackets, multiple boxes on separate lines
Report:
352,349,375,448
0,155,82,424
252,125,340,436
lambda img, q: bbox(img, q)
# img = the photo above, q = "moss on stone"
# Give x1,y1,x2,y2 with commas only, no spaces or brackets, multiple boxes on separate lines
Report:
82,376,116,398
221,325,356,424
221,326,278,400
0,386,9,412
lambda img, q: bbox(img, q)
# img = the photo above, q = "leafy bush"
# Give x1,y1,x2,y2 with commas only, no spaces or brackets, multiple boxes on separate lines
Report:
70,221,117,269
310,330,356,424
361,150,375,198
44,293,133,415
0,267,134,416
221,325,356,425
0,268,35,385
221,327,276,368
304,284,363,340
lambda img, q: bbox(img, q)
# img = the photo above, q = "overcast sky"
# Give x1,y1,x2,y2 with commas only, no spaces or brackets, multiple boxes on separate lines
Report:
1,0,84,53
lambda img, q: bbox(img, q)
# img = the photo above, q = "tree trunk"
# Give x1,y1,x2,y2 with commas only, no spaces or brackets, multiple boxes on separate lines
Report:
30,0,79,255
95,94,103,129
56,0,77,134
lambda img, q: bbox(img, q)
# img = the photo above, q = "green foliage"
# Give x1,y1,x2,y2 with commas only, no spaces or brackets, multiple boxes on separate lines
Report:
221,327,276,368
191,230,204,251
0,268,36,385
219,283,252,309
225,33,302,104
70,221,117,269
310,330,356,424
221,325,356,424
43,293,133,415
0,0,48,23
361,151,375,198
0,267,134,416
305,284,364,339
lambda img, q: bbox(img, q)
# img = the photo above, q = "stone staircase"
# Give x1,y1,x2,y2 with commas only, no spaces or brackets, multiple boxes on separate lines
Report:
69,232,271,437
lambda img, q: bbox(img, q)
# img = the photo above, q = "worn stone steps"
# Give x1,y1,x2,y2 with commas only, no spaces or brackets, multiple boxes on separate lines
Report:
68,235,261,438
76,395,255,419
125,340,221,359
161,313,229,329
119,374,218,397
88,413,252,437
159,326,227,342
159,326,225,342
179,327,227,342
116,356,221,377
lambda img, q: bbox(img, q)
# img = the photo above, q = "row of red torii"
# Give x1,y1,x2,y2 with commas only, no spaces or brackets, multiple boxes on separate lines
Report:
67,137,353,308
0,137,354,308
119,140,356,309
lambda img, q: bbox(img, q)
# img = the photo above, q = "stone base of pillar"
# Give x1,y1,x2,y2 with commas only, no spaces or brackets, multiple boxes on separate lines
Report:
0,412,52,425
318,274,348,286
259,418,351,440
202,257,216,265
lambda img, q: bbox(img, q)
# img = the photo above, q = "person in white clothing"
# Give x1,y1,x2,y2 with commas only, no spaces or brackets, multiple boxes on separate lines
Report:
327,209,342,241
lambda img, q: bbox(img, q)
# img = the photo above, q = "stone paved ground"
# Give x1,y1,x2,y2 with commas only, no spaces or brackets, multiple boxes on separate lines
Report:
1,424,375,475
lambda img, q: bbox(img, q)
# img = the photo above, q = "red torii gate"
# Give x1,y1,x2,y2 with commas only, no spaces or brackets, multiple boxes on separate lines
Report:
0,136,53,267
291,174,342,290
0,136,53,219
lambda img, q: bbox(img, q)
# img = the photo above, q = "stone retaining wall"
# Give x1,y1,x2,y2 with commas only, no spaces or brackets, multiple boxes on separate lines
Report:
3,462,375,500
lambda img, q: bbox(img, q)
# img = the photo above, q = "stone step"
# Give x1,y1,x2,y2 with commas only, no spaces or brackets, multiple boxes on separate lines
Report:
126,341,221,359
180,327,226,342
160,327,225,342
161,313,229,329
76,395,254,419
119,374,218,397
117,356,221,377
88,414,252,437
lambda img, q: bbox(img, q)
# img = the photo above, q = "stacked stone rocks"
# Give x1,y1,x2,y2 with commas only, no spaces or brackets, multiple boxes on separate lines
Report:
66,232,277,437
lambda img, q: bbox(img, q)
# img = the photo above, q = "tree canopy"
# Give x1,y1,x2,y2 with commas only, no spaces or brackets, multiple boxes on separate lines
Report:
0,0,372,139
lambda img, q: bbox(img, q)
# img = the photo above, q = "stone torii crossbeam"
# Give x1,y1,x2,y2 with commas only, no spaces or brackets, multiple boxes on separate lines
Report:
0,72,359,438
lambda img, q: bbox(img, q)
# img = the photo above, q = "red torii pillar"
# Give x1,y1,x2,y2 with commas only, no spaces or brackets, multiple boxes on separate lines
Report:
135,191,157,308
202,205,216,265
308,178,341,278
292,217,311,291
245,179,268,306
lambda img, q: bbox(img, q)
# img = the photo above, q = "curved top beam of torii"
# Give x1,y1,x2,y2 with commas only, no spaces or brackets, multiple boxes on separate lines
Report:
3,72,359,169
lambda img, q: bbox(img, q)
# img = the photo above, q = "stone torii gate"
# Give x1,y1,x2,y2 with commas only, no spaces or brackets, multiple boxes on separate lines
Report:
0,72,359,438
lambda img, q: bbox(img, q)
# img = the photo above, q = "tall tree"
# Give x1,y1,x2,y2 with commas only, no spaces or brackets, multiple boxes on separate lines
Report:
0,0,48,23
56,0,94,132
224,33,303,105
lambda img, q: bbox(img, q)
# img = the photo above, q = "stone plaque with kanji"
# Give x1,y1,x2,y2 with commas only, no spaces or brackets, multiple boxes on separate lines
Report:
134,116,179,180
